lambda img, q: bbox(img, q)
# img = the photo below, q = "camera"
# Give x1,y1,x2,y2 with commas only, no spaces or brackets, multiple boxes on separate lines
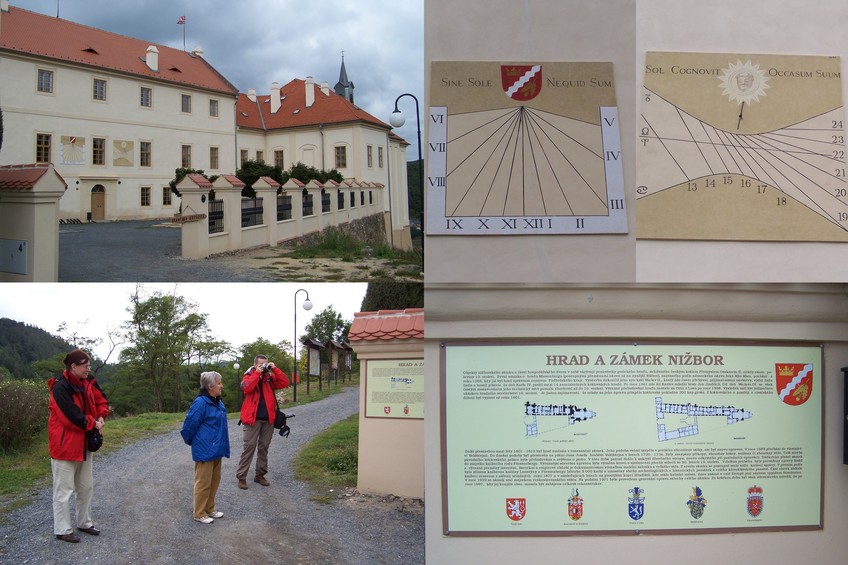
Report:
261,362,273,372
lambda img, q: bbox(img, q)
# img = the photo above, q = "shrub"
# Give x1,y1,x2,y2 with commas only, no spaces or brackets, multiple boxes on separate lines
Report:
0,380,49,451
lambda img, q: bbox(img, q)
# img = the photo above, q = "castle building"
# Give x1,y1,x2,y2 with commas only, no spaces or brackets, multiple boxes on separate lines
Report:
0,1,410,246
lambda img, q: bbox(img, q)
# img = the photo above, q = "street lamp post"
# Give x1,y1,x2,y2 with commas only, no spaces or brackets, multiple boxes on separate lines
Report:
390,93,424,273
293,289,313,402
232,362,240,404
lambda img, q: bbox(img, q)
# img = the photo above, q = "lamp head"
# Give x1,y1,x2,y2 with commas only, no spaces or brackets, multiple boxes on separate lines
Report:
389,110,405,128
233,362,240,371
303,299,313,311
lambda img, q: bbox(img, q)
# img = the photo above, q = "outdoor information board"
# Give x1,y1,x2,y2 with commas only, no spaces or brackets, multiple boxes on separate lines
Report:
365,359,424,419
441,342,822,535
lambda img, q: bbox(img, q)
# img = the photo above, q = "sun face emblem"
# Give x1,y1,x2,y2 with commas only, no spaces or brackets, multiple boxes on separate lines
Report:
718,60,769,105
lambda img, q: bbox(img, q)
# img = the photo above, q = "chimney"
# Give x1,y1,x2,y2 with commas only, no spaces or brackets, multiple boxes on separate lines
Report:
145,46,159,72
320,81,330,96
270,82,281,113
1,0,8,12
305,76,315,108
247,88,256,102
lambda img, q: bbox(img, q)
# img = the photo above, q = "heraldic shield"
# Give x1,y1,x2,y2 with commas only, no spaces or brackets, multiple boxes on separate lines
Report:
775,363,814,406
501,64,543,102
506,498,526,522
687,486,707,519
628,486,645,521
747,485,764,518
568,489,583,521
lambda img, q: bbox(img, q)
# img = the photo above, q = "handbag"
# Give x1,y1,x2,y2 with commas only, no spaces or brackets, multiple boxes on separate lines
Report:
87,428,103,452
272,393,293,437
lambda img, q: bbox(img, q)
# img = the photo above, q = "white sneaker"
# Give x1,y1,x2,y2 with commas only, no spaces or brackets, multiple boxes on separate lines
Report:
194,516,214,524
208,511,223,519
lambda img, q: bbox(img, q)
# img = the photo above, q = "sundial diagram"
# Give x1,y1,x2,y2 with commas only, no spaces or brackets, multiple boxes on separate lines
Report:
637,52,848,241
428,61,627,235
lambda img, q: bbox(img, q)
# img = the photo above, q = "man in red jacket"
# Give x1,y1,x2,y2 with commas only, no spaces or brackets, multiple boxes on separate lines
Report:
48,349,109,543
235,354,289,489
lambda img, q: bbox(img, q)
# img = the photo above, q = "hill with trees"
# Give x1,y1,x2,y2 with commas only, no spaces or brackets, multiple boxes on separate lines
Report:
0,318,71,380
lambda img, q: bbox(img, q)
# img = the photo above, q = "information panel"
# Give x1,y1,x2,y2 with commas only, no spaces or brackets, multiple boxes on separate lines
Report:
365,359,424,419
441,342,822,535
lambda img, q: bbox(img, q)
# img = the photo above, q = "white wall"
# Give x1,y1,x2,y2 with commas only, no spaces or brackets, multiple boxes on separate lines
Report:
0,53,237,220
425,0,637,283
425,0,848,283
635,0,848,281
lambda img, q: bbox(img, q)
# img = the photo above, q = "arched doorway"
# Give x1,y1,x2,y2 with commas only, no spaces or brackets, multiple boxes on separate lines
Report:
91,185,105,220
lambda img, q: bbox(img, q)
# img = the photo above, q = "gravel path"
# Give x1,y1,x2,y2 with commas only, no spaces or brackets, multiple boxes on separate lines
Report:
0,387,424,564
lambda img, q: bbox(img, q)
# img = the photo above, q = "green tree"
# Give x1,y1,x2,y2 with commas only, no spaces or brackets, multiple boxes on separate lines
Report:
283,162,343,185
168,167,218,199
406,159,423,224
360,282,424,311
119,288,211,412
30,353,65,380
56,321,123,376
304,306,349,344
236,159,283,197
230,338,293,404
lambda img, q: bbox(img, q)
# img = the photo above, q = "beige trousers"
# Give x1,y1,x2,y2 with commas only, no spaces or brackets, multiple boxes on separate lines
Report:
52,457,94,535
193,459,222,519
235,420,274,480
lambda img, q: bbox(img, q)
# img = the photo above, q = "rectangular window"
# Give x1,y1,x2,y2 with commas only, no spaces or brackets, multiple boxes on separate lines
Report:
274,150,285,169
240,149,248,166
140,186,151,207
181,94,191,113
37,69,54,93
92,137,106,165
181,144,192,168
92,78,107,101
162,187,172,206
140,86,152,108
210,146,219,170
256,150,264,162
378,147,384,168
140,141,152,167
209,98,219,117
367,145,373,167
36,133,52,163
335,146,347,168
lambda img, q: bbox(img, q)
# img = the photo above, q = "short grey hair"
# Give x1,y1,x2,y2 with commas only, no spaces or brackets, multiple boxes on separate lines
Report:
199,371,222,390
253,354,268,364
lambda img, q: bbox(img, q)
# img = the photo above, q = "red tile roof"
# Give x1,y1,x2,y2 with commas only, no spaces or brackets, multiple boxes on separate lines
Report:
348,308,424,342
236,79,402,135
0,6,237,95
186,173,213,188
0,163,67,191
218,174,245,187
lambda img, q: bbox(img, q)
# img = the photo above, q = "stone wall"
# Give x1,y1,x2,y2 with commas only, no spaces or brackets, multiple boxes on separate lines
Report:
282,213,388,248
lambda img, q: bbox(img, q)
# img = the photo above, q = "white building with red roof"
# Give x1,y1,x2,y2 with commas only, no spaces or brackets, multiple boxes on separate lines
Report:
0,1,411,247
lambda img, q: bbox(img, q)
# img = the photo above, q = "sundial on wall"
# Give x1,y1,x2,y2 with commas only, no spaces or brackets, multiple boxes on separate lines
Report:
428,61,627,235
637,52,848,241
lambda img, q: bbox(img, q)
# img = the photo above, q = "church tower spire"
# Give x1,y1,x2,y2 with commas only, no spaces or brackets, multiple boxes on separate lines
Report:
333,51,354,103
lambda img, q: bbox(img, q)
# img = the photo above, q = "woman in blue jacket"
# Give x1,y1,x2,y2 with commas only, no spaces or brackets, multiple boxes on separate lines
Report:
181,371,230,524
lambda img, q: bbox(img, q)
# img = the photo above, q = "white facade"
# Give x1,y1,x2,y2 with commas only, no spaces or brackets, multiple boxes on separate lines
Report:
0,50,237,221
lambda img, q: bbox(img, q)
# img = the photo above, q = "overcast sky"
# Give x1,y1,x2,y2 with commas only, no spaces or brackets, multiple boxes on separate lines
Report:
11,0,424,159
0,282,368,360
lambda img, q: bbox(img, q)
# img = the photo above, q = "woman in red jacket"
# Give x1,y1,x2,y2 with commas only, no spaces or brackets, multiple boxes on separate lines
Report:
48,349,109,543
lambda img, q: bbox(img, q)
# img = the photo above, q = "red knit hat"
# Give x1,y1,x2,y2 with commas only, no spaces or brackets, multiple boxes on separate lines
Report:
63,349,90,367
